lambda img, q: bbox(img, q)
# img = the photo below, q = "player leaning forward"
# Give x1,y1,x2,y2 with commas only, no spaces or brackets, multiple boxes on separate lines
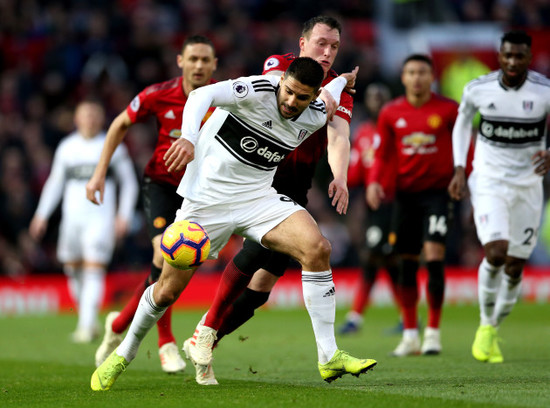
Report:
91,57,376,390
448,30,550,363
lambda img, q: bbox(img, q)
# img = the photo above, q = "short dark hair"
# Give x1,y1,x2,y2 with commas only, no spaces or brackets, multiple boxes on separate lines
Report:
302,15,342,37
501,30,532,48
403,54,433,69
285,57,324,89
182,35,215,54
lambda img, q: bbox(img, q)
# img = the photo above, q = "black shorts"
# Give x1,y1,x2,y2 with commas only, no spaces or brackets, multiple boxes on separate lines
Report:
142,178,182,239
394,189,453,255
365,202,396,255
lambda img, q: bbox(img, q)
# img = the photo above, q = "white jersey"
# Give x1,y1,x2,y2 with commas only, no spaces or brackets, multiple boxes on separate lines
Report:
35,131,138,224
177,74,345,205
453,70,550,186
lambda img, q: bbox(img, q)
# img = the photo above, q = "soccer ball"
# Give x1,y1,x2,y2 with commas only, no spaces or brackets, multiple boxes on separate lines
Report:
160,220,210,269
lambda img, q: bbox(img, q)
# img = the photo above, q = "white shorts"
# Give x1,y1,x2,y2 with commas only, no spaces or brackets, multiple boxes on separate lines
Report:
57,214,116,264
468,172,543,259
175,192,304,259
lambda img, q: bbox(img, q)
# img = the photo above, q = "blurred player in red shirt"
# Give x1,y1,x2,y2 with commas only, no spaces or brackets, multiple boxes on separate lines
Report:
86,35,217,373
367,54,458,356
338,83,401,334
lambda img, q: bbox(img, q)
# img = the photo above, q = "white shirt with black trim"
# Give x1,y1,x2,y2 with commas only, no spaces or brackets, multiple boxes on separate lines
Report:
35,132,138,223
178,74,345,205
453,70,550,185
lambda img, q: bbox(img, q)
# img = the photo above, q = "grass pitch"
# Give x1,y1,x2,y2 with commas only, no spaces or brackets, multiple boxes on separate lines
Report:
1,303,549,408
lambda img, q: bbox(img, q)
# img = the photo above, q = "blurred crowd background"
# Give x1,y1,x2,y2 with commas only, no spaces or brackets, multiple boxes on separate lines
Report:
1,0,550,276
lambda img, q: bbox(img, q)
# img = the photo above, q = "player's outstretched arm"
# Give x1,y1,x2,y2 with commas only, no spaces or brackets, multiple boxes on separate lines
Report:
326,116,350,215
86,110,132,205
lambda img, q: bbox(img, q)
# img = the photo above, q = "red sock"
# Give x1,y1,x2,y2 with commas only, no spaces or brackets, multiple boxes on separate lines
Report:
400,286,418,329
426,290,443,328
112,279,146,334
351,276,373,315
157,305,176,347
204,261,252,330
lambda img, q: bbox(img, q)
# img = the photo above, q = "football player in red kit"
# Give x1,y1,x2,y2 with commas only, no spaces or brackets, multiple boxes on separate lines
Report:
86,35,217,373
367,54,458,356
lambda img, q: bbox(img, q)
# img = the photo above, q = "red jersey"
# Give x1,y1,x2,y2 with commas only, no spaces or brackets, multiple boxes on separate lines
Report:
369,93,458,195
262,53,353,205
348,120,397,200
126,76,216,186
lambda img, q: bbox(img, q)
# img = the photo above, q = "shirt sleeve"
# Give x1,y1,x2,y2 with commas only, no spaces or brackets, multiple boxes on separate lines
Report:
112,144,139,222
262,55,289,75
323,77,347,107
368,107,393,185
180,79,237,145
126,88,151,124
452,86,477,168
334,91,353,124
34,142,67,219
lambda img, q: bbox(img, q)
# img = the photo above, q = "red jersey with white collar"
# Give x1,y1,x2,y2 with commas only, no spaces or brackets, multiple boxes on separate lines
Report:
262,53,353,205
126,76,216,186
369,93,458,194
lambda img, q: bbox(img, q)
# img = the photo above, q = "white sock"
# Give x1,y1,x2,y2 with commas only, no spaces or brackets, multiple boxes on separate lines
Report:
302,270,337,364
117,283,167,362
64,265,82,304
494,273,522,327
77,266,105,333
477,258,503,326
403,328,419,340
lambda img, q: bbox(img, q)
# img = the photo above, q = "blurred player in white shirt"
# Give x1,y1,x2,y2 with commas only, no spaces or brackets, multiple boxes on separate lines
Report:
29,101,138,343
449,30,550,363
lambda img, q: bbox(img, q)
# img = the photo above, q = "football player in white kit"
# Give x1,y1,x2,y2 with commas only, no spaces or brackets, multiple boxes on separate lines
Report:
29,101,139,343
449,30,550,363
91,58,376,391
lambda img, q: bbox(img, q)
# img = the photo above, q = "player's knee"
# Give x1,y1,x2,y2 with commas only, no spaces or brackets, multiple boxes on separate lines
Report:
485,251,506,267
153,276,183,307
484,241,508,266
301,237,331,268
153,285,178,307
